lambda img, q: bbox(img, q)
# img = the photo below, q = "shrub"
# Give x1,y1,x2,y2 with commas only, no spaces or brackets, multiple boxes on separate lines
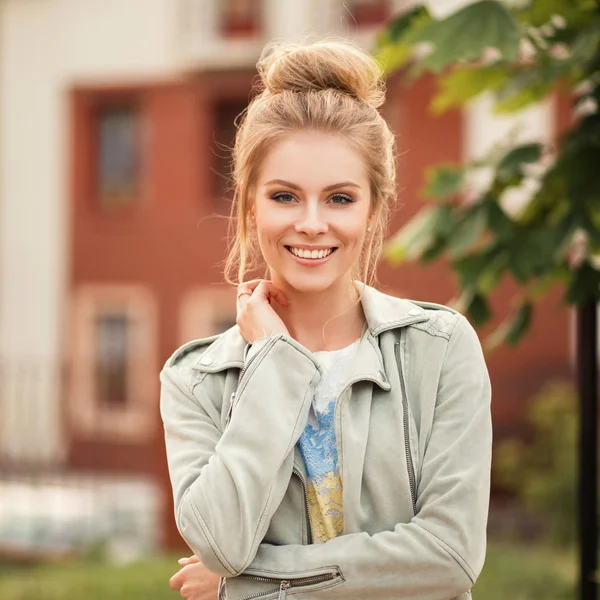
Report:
494,381,578,546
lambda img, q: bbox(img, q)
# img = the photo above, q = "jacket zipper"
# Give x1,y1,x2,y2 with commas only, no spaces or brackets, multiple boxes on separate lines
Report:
237,572,339,600
230,470,325,600
292,466,313,545
225,337,278,427
395,338,417,515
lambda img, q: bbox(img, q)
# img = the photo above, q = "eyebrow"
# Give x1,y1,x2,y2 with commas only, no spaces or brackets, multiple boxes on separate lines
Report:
264,179,361,192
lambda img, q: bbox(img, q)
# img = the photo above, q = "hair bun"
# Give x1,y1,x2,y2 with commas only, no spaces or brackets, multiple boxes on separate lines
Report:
257,40,385,109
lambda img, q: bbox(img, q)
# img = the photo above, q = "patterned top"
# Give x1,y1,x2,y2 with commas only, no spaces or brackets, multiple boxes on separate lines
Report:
297,340,359,543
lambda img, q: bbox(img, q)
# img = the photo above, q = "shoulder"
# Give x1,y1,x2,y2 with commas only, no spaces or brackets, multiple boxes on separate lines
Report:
361,284,465,340
161,324,247,385
405,299,463,341
403,299,484,368
164,334,222,370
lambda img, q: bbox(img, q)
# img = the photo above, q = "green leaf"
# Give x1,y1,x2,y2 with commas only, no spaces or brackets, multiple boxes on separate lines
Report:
515,0,597,29
565,261,600,304
422,164,464,198
376,43,414,74
454,252,490,288
387,4,431,43
486,301,533,349
467,293,492,325
385,206,443,264
477,248,508,294
446,208,488,258
493,63,572,113
496,143,543,182
518,167,567,226
421,236,447,263
487,201,516,240
376,5,433,75
562,144,600,211
412,0,520,72
432,63,509,114
507,227,561,283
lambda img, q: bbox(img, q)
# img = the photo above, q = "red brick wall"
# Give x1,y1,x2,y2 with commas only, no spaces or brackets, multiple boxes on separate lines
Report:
69,73,573,550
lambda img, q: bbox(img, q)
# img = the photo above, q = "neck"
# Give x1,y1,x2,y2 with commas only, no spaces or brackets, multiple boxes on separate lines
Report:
271,277,366,352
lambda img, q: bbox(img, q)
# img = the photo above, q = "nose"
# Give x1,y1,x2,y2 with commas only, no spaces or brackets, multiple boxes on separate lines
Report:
294,201,329,237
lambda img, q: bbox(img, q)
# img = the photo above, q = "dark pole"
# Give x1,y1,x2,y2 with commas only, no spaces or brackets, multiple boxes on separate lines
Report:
577,299,598,600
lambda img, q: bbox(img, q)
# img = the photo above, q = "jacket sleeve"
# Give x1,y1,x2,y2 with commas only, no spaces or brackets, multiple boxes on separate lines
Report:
242,315,492,600
160,334,321,577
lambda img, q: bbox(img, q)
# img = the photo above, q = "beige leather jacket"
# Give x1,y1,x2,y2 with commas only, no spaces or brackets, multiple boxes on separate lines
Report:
160,285,492,600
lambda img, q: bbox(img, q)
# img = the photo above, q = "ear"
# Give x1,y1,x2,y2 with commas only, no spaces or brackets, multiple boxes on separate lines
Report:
367,205,381,231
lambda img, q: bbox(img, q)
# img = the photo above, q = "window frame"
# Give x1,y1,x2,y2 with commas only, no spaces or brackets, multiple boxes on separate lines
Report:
220,0,263,38
72,87,147,216
94,103,143,210
67,285,158,443
211,97,250,208
179,285,237,344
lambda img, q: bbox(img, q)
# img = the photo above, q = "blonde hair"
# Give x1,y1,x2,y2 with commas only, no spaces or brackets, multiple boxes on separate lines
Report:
224,39,397,286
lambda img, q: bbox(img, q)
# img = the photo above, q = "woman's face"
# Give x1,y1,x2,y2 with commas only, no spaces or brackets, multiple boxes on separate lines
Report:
252,131,372,294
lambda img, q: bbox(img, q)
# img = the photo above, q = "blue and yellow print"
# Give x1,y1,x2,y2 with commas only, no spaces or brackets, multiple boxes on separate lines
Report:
297,399,344,543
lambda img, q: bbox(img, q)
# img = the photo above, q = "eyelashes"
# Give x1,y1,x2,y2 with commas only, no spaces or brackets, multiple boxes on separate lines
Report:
330,193,355,205
270,192,355,205
270,192,295,203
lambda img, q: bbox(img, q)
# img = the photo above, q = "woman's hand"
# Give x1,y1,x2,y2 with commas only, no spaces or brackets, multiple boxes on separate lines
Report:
236,280,290,343
169,555,222,599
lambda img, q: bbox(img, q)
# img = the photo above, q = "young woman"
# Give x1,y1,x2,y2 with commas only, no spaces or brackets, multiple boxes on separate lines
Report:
161,40,492,600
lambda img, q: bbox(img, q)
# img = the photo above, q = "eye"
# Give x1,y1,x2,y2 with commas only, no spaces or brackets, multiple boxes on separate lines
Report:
329,193,355,205
270,192,297,204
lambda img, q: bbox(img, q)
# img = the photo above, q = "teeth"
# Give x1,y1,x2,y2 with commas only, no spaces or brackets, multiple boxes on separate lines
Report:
289,247,333,259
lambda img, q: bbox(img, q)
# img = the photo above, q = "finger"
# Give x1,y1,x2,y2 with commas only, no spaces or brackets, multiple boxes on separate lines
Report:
251,281,289,306
170,571,183,591
177,556,199,566
236,279,263,300
236,281,261,310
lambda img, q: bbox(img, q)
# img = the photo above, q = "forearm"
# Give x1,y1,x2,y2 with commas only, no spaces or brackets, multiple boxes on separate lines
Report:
238,317,492,598
247,521,477,600
162,334,321,576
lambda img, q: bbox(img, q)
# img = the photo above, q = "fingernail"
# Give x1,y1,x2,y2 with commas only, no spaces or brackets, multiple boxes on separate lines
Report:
178,558,188,564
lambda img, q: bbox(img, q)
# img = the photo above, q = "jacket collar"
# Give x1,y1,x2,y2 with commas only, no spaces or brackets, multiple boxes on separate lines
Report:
193,284,428,391
358,283,428,335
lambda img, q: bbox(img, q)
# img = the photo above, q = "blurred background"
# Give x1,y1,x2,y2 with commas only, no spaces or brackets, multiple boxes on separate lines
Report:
0,0,592,598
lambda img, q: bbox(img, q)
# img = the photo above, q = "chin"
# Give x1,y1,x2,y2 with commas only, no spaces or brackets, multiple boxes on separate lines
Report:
279,271,344,295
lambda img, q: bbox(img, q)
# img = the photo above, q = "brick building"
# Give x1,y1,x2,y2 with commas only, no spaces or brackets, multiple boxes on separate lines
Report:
0,0,575,553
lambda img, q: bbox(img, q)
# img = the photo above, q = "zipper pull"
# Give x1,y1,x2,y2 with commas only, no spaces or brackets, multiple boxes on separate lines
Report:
278,581,291,600
225,392,235,427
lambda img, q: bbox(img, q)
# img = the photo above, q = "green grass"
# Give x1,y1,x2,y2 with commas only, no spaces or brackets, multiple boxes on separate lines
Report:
474,542,576,600
0,554,180,600
0,541,577,599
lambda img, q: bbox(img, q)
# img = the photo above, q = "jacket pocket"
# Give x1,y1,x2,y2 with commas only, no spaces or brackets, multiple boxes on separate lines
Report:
221,568,343,600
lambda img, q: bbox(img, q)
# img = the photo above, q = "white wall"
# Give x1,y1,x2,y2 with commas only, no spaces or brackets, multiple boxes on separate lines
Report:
0,0,182,464
0,0,350,465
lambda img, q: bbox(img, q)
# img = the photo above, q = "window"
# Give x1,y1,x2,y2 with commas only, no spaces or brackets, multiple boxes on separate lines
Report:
344,0,389,26
96,105,141,209
68,285,157,443
179,286,237,344
213,99,248,202
95,314,130,407
221,0,262,37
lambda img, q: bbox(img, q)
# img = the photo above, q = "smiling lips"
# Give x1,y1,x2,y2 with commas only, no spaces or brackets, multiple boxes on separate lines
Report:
286,246,337,260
